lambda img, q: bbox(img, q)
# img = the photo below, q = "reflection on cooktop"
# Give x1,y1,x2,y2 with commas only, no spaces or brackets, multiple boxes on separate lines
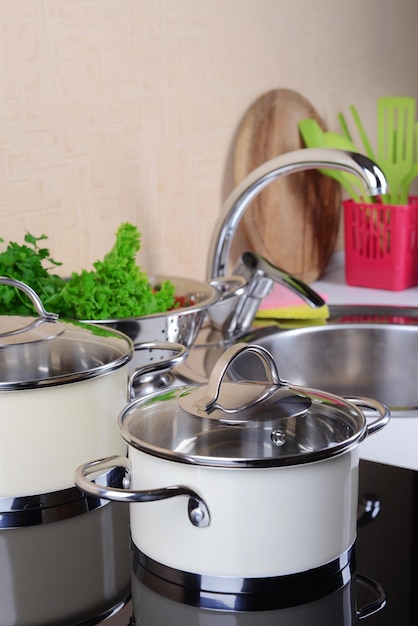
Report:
355,460,418,625
104,460,418,625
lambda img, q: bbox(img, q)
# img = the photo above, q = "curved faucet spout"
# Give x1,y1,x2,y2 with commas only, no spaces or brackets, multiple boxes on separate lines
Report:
207,148,388,279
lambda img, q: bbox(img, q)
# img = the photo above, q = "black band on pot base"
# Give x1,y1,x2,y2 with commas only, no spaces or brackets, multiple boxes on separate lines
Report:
132,544,355,612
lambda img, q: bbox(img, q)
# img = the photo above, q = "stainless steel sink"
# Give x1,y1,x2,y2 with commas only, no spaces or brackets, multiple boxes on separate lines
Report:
177,305,418,415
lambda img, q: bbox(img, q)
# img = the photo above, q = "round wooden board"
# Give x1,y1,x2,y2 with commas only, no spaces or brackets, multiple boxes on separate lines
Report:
232,89,341,284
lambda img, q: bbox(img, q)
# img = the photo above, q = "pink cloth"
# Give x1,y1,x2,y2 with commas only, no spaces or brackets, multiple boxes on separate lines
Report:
259,282,328,310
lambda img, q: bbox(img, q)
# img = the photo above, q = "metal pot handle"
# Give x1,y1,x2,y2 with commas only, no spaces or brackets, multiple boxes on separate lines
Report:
75,455,210,528
128,341,189,401
344,397,390,436
357,492,381,526
197,342,287,413
0,276,58,321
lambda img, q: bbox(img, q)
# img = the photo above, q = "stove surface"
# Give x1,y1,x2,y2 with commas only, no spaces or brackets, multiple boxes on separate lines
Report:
101,459,418,625
354,460,418,625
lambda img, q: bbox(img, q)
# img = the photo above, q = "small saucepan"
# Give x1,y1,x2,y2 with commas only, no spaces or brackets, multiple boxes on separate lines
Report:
76,343,389,594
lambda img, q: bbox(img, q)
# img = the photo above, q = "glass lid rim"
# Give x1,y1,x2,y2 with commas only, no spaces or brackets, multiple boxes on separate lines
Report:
119,385,367,467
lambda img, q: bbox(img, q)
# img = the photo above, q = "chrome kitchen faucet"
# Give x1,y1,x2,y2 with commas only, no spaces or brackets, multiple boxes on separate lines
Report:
206,148,388,280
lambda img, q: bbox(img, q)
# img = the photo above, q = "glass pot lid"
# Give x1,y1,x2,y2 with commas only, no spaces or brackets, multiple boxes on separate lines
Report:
0,278,133,389
119,343,371,468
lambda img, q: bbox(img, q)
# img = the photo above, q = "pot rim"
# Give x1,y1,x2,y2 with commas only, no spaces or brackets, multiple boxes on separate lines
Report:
117,385,376,469
0,320,133,390
116,343,390,469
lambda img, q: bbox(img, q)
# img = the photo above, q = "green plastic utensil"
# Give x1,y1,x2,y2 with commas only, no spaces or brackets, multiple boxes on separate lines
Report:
298,118,324,148
322,131,371,201
377,97,416,204
349,104,377,162
323,131,358,152
338,112,354,143
298,119,363,201
398,122,418,204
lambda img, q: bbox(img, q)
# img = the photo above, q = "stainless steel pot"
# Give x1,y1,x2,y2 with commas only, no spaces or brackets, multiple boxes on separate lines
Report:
0,278,187,496
76,343,390,593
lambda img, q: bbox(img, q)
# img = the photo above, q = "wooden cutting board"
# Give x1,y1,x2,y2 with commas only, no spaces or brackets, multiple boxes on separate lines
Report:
231,88,341,284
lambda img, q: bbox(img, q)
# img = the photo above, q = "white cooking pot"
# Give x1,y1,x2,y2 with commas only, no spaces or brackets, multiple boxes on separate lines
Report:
0,278,186,497
76,343,390,589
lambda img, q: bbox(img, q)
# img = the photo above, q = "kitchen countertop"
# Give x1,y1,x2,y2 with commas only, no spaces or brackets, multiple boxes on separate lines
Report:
311,251,418,306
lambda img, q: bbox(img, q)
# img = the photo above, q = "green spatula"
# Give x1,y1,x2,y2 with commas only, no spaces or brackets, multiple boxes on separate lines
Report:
349,105,377,162
298,119,363,201
323,131,371,202
377,97,416,204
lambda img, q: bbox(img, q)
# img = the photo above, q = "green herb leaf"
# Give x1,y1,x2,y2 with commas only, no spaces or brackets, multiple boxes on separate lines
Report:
0,223,176,320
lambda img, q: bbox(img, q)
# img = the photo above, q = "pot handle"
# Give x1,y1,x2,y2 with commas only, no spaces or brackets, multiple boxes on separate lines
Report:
357,492,381,526
197,343,287,413
344,397,390,437
75,455,210,528
127,342,189,401
0,276,58,321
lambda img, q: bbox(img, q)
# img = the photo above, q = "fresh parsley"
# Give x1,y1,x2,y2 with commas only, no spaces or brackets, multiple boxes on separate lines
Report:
0,223,176,319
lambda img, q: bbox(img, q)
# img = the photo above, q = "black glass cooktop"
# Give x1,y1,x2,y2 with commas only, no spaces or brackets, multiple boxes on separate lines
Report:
105,459,418,626
354,459,418,625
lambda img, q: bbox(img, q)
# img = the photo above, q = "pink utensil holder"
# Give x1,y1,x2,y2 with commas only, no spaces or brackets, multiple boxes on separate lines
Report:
343,197,418,291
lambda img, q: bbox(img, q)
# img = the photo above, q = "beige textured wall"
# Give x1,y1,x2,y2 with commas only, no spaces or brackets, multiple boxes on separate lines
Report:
0,0,417,281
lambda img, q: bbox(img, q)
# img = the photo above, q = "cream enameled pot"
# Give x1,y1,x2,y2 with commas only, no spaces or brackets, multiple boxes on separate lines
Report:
76,343,390,586
0,278,186,497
